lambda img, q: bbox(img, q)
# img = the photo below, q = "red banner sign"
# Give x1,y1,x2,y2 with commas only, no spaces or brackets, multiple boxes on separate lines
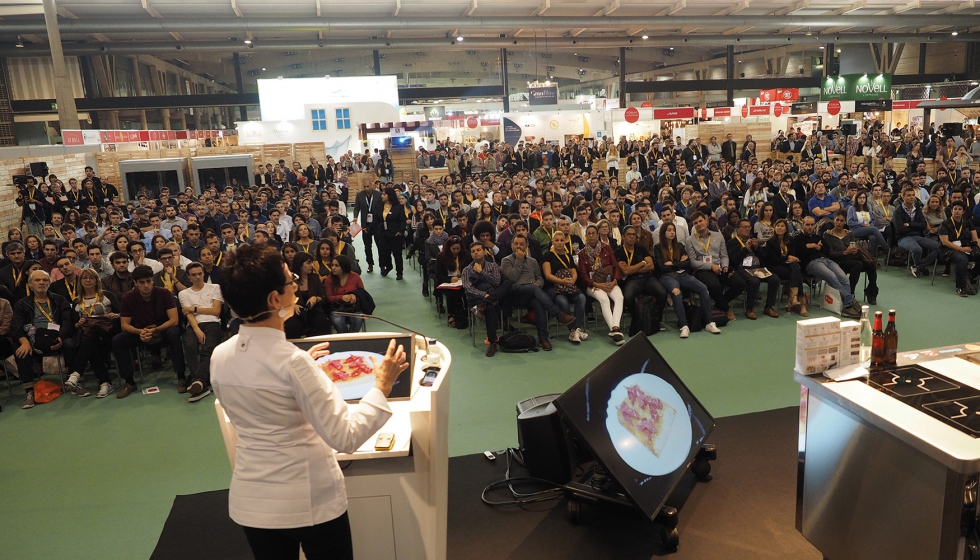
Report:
653,107,695,120
712,107,732,117
773,103,783,117
827,99,841,115
640,101,653,108
63,130,84,145
624,107,640,123
891,100,922,110
748,105,771,116
759,88,799,103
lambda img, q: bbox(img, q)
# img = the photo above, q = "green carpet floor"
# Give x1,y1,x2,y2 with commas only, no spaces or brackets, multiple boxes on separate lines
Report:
0,237,974,558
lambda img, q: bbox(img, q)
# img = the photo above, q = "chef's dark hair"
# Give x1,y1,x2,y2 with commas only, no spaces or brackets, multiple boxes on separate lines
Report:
219,243,288,321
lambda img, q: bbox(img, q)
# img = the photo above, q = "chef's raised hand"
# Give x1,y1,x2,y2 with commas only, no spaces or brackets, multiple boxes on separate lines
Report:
371,339,410,397
307,341,331,361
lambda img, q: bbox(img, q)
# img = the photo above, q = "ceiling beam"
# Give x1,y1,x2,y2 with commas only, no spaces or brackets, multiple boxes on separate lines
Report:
530,0,551,17
141,0,162,18
464,0,478,17
655,0,687,17
932,0,975,14
772,0,809,16
315,0,321,17
595,0,620,17
92,33,111,43
393,0,401,17
780,0,866,33
683,0,749,34
231,0,243,18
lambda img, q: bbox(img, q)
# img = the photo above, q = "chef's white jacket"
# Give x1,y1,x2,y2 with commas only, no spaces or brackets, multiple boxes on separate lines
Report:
211,325,392,529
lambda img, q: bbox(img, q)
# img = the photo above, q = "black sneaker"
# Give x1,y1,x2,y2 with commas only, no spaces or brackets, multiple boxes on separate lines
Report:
486,343,498,357
917,267,930,277
188,381,212,403
957,288,969,298
21,390,35,409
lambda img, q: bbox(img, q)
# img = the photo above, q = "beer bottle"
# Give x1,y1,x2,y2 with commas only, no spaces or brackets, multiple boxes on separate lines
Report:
884,310,898,368
871,311,885,371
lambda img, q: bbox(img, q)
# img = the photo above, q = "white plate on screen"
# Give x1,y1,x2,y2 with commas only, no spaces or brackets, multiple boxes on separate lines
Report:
316,351,381,401
605,373,691,476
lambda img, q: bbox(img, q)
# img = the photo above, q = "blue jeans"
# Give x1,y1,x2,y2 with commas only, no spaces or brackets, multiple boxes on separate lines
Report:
659,273,713,328
805,257,855,307
510,284,560,340
898,235,939,268
546,288,586,330
330,313,363,333
850,226,887,255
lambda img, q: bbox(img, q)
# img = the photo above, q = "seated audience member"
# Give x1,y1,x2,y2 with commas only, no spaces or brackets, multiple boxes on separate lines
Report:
0,242,31,301
807,182,840,220
894,186,940,277
12,270,74,408
102,250,134,299
198,247,222,285
127,240,163,274
938,200,980,296
615,225,668,335
541,231,588,344
500,234,575,351
49,255,79,303
434,236,470,328
791,217,862,318
422,220,449,299
153,248,190,296
846,189,887,255
577,225,625,344
86,244,113,276
531,211,558,252
823,211,880,305
463,242,508,356
324,255,367,333
684,212,743,322
284,252,331,339
113,265,186,399
67,269,121,399
763,219,808,316
726,218,782,319
652,222,719,337
178,262,223,402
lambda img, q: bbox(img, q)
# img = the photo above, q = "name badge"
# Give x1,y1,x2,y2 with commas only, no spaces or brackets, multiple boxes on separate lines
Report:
366,213,374,223
47,322,59,332
104,198,110,203
703,255,711,264
742,256,754,268
953,240,962,247
28,203,35,210
315,180,321,186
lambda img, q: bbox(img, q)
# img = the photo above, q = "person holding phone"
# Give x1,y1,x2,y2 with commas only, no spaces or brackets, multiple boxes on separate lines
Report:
211,244,408,560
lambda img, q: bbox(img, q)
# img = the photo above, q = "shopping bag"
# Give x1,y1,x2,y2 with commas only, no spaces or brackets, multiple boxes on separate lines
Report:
820,285,844,315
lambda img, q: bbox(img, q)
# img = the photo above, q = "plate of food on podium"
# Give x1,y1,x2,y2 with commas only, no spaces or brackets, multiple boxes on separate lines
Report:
317,351,382,401
605,373,692,476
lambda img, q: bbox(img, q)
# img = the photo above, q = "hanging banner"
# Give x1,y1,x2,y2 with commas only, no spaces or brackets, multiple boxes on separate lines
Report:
791,102,818,115
653,107,695,120
712,107,732,117
891,100,923,110
503,117,522,145
820,73,892,101
759,88,799,103
528,85,558,106
855,99,893,112
748,105,771,116
624,107,640,123
640,101,653,108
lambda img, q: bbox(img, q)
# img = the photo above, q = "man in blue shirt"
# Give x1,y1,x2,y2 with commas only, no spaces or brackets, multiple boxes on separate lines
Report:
807,182,841,219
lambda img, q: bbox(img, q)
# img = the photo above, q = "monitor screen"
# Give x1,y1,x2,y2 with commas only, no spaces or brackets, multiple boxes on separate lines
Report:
390,136,413,149
290,334,415,402
554,335,714,519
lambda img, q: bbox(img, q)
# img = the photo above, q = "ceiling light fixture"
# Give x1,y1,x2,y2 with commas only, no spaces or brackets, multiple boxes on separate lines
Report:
456,36,464,42
641,35,649,40
951,30,959,36
15,36,23,48
243,39,252,44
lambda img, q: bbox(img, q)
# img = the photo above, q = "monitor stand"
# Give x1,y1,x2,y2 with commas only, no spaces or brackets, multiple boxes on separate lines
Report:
562,444,716,552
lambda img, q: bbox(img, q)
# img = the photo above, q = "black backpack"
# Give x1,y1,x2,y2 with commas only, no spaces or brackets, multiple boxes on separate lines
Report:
451,298,469,330
685,302,703,332
496,332,539,353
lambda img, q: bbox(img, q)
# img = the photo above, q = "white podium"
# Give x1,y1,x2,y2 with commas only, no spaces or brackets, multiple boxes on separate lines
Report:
214,333,451,560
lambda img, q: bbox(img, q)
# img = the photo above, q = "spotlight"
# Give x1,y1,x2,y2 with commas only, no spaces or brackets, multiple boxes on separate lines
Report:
15,36,24,48
243,39,252,45
456,36,464,42
951,30,959,36
641,35,649,40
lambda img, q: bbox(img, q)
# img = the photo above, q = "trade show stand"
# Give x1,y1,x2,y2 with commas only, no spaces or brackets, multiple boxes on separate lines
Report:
215,333,451,560
796,342,980,560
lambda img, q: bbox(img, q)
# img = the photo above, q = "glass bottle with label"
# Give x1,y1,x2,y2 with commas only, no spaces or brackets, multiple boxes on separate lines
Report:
859,305,872,369
871,311,885,372
884,309,898,369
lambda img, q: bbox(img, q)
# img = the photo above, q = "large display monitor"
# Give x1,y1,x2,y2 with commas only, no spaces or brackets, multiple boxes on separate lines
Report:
290,333,415,402
554,335,714,519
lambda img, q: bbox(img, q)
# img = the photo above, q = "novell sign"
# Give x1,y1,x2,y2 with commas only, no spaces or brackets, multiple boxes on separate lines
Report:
713,107,732,117
653,107,696,119
624,107,640,123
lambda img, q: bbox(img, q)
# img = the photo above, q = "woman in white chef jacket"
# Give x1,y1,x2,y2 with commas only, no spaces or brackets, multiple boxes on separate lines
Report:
210,244,408,560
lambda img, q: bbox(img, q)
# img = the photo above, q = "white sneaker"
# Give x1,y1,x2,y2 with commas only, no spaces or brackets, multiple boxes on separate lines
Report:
576,328,589,341
65,372,81,390
97,382,116,398
679,326,690,338
568,329,581,345
705,322,722,334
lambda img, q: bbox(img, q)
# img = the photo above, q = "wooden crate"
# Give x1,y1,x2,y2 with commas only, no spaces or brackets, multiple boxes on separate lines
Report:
294,142,327,166
387,145,417,182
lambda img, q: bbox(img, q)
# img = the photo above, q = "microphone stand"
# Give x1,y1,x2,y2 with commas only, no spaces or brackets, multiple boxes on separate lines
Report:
331,312,434,365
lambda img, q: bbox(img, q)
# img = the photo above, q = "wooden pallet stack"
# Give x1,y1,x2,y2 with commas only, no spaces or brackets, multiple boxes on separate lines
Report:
294,142,327,167
386,142,417,182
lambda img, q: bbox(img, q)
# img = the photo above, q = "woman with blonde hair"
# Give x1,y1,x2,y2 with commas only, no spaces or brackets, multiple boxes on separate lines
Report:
68,268,121,398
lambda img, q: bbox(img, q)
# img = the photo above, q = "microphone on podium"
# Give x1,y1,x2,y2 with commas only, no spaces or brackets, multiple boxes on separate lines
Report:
331,312,434,361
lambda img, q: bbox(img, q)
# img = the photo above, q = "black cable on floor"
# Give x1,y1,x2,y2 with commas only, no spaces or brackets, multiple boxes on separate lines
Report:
481,448,564,507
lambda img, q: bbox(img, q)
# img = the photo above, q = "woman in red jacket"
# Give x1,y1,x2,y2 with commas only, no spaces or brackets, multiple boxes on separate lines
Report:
324,255,366,333
577,225,624,345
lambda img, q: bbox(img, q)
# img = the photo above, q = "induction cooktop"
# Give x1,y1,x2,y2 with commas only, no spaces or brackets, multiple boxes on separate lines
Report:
865,364,980,437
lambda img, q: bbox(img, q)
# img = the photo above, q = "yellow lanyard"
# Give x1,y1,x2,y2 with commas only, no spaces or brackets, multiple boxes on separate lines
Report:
623,248,634,266
35,299,54,323
882,205,891,220
551,250,571,269
696,233,711,254
64,279,76,301
736,236,746,248
337,241,345,254
454,256,460,274
161,274,174,292
953,220,964,240
12,267,23,286
298,241,312,253
383,204,391,220
214,252,222,266
80,296,98,316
